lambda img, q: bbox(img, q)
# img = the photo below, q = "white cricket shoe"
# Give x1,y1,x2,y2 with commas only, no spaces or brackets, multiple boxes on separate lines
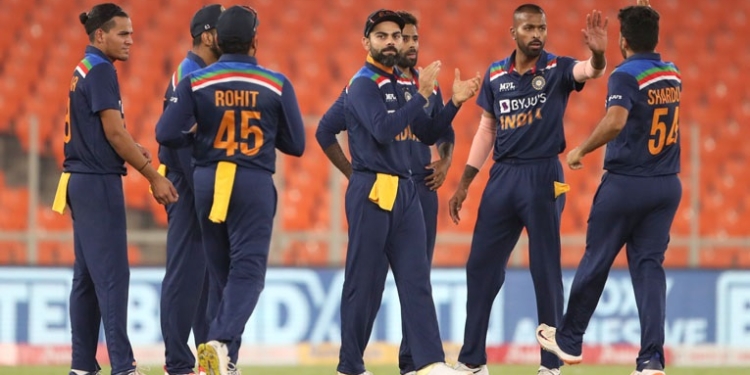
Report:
535,324,582,365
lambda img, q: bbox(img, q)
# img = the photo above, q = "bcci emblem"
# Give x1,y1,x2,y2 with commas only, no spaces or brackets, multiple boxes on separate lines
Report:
532,75,546,91
405,91,412,101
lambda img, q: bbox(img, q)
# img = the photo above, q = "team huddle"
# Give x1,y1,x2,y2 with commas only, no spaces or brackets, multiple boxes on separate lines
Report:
53,1,679,375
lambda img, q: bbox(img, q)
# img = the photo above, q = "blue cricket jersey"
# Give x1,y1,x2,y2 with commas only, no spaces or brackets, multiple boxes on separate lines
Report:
604,52,681,176
344,56,458,178
316,67,455,180
158,51,207,189
477,50,583,161
63,46,126,175
155,54,305,172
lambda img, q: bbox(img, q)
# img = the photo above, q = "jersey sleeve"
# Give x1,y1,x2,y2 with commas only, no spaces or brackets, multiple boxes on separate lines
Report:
476,66,495,114
606,71,639,111
276,77,306,157
155,78,197,148
315,88,347,150
87,64,121,113
559,56,585,93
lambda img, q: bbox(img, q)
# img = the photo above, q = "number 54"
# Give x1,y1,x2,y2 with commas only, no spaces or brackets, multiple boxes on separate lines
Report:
648,106,679,155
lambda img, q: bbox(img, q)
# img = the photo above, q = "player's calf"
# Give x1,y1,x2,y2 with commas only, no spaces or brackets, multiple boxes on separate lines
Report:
535,324,582,365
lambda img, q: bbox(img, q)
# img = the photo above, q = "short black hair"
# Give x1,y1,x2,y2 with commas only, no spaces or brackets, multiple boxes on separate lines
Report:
192,35,202,47
618,5,660,53
396,11,418,27
79,3,128,42
514,3,545,16
219,38,251,54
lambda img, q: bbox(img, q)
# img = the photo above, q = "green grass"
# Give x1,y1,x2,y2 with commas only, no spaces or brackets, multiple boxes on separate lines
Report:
2,365,749,375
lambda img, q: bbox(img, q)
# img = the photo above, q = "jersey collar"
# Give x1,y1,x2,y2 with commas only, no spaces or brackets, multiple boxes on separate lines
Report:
84,45,114,64
186,51,208,68
366,54,395,76
218,54,258,65
505,49,548,75
618,52,662,67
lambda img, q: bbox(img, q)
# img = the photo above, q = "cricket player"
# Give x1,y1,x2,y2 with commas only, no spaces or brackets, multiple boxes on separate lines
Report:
316,10,457,375
53,3,178,375
536,3,679,375
336,9,479,375
448,4,608,375
156,5,305,375
159,5,223,375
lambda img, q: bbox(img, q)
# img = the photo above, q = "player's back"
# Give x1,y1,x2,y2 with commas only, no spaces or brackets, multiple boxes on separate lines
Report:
64,47,126,175
604,53,681,176
188,58,303,173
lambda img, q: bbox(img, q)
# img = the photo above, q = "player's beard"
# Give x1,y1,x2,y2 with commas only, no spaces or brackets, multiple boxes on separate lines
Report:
397,48,418,69
210,39,222,59
517,38,544,58
371,46,399,67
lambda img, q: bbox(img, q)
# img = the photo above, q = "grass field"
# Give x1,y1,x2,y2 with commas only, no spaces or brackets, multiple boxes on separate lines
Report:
2,365,749,375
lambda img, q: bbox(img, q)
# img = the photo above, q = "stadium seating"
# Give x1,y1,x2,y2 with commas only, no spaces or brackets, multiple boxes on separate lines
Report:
0,0,747,268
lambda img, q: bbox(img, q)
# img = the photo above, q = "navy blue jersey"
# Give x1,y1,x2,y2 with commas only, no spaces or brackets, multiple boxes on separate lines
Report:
604,53,681,176
477,51,583,161
155,54,305,172
63,46,126,175
345,57,457,178
316,68,455,180
396,69,455,178
158,51,208,188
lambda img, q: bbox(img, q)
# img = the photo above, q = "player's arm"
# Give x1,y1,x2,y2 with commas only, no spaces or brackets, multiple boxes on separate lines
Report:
573,10,608,82
88,65,177,204
156,78,198,148
423,86,455,190
275,78,306,157
316,89,352,179
348,78,430,144
567,72,636,169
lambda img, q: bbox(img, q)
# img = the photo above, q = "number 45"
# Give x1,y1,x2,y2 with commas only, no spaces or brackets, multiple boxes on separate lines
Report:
214,110,264,156
648,106,679,155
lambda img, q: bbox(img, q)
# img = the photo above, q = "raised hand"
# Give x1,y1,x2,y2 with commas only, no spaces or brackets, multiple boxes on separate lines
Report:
582,10,608,55
417,60,441,99
636,0,651,6
451,69,481,106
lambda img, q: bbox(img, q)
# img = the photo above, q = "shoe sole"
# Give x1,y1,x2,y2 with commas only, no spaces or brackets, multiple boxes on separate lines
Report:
198,343,225,375
535,327,582,365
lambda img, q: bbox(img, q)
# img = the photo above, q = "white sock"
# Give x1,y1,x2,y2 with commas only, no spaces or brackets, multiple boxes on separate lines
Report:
71,370,89,375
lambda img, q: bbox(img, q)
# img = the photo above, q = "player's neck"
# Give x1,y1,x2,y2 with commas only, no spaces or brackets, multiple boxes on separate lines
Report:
399,66,413,79
514,52,540,74
193,47,218,65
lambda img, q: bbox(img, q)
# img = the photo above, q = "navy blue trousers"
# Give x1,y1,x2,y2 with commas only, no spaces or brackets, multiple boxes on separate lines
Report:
556,173,681,371
338,172,444,375
459,159,566,370
193,166,275,364
398,178,438,374
68,173,135,374
161,169,210,374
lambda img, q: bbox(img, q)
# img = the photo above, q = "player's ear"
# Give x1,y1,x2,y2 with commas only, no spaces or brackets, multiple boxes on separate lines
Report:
361,36,370,52
509,26,516,40
251,36,258,51
96,28,105,43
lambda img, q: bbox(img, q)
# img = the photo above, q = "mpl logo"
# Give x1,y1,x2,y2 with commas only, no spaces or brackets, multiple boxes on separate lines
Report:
385,93,397,102
498,82,516,92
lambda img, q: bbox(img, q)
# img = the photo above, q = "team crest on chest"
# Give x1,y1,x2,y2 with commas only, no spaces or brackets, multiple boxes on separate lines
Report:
532,75,546,91
404,91,412,101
